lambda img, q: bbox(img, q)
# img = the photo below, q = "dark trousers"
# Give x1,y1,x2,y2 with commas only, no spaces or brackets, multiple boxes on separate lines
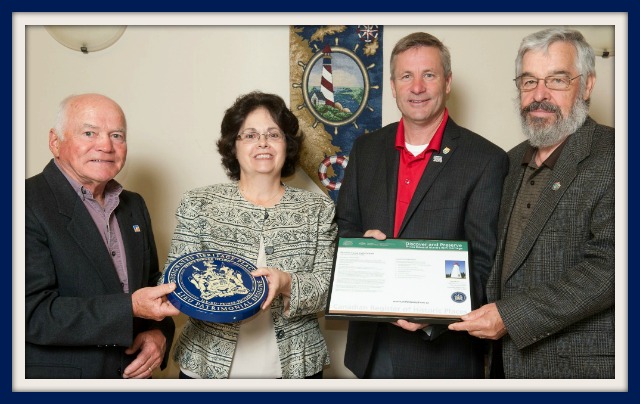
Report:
363,325,393,378
489,340,505,378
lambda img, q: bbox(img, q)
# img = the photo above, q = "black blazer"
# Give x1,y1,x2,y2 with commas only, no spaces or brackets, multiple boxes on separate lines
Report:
336,118,508,378
25,160,175,378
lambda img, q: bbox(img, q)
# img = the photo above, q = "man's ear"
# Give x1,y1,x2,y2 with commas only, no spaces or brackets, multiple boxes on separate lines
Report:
49,129,60,157
583,74,596,101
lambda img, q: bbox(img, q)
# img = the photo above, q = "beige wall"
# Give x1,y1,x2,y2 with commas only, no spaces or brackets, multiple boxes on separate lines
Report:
21,19,617,381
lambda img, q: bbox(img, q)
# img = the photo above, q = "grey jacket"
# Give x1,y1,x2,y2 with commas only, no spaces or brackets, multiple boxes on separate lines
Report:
488,117,615,378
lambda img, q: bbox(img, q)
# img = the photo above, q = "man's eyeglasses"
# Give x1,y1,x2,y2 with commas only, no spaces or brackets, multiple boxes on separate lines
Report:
236,130,284,143
514,74,582,91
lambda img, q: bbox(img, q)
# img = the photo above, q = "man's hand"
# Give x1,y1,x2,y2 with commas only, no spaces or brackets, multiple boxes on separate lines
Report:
122,329,166,379
363,229,387,240
393,319,430,332
131,283,180,321
447,303,507,340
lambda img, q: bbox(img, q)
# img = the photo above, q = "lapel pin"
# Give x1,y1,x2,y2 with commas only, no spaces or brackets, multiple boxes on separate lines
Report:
443,147,451,154
552,182,561,191
433,156,443,163
133,225,141,232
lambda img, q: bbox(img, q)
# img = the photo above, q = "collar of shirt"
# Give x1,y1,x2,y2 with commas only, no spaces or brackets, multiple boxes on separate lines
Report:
53,159,123,209
395,108,449,157
393,109,449,237
521,135,571,169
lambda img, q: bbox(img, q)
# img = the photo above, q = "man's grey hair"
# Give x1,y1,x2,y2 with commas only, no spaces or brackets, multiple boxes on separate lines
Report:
515,27,596,91
52,93,125,141
53,94,78,141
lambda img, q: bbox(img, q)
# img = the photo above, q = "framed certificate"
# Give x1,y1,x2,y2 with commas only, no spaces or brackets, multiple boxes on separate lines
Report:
325,238,472,324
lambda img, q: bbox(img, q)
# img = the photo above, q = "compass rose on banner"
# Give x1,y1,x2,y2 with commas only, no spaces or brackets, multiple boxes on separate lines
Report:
357,25,379,43
290,25,383,202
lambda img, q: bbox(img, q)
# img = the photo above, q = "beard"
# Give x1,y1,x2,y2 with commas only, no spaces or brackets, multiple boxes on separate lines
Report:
519,97,589,148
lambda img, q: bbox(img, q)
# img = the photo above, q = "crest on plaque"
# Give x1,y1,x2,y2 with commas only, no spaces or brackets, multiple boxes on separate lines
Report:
164,251,268,323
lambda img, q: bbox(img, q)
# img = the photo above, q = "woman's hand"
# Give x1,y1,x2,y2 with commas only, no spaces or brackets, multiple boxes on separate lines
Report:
252,267,292,310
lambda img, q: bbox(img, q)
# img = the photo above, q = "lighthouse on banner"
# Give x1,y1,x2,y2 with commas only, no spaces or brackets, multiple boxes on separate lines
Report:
320,45,335,107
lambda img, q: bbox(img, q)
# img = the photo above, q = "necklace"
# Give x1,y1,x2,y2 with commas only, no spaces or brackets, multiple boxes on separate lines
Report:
239,184,284,207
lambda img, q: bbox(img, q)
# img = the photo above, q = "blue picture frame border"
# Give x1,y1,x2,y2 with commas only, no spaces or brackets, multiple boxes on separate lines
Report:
4,0,635,400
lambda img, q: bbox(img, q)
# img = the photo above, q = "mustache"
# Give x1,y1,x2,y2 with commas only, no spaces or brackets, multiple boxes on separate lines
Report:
522,101,560,114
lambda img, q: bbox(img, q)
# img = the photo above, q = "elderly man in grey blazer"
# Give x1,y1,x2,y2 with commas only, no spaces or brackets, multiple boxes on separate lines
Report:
25,93,179,378
449,28,615,378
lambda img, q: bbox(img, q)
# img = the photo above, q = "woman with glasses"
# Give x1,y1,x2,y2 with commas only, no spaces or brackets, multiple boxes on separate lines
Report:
163,91,337,379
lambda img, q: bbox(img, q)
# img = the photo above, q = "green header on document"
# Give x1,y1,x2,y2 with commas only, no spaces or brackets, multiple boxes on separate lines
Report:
338,238,468,251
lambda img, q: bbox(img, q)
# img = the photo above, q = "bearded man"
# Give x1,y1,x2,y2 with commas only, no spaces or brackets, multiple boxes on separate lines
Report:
449,27,615,379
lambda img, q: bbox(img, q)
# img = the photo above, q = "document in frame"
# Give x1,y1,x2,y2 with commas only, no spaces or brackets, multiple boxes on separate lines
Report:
326,238,472,324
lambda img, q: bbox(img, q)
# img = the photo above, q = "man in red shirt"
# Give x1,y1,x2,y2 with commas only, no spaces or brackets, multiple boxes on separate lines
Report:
336,32,509,378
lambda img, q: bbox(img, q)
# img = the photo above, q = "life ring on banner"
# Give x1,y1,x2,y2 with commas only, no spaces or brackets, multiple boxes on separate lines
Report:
318,154,349,191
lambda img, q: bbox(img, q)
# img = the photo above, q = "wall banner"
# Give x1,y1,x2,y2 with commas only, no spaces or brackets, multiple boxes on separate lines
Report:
289,25,384,203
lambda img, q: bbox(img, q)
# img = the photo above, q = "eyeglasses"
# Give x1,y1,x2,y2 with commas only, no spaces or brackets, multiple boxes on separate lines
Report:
236,129,284,143
514,74,582,91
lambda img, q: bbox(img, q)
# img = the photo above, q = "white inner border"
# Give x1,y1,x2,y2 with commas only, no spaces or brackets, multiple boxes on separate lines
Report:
13,12,628,393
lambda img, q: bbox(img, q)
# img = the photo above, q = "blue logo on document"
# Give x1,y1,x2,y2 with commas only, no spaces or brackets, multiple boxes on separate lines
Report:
451,292,467,303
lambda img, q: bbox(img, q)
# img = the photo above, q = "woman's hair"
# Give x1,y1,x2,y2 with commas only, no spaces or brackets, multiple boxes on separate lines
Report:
216,91,303,181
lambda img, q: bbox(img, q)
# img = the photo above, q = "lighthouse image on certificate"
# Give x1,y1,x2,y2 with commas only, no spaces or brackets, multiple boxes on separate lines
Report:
445,260,466,279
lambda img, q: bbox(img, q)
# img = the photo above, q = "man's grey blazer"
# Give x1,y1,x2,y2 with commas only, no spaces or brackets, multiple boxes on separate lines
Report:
337,118,509,378
487,117,615,378
25,159,175,378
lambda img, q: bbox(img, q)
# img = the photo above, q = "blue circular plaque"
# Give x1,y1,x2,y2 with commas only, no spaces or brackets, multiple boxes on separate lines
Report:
163,251,268,323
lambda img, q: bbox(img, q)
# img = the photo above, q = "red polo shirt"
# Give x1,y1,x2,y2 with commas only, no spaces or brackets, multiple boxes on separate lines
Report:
394,109,448,237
